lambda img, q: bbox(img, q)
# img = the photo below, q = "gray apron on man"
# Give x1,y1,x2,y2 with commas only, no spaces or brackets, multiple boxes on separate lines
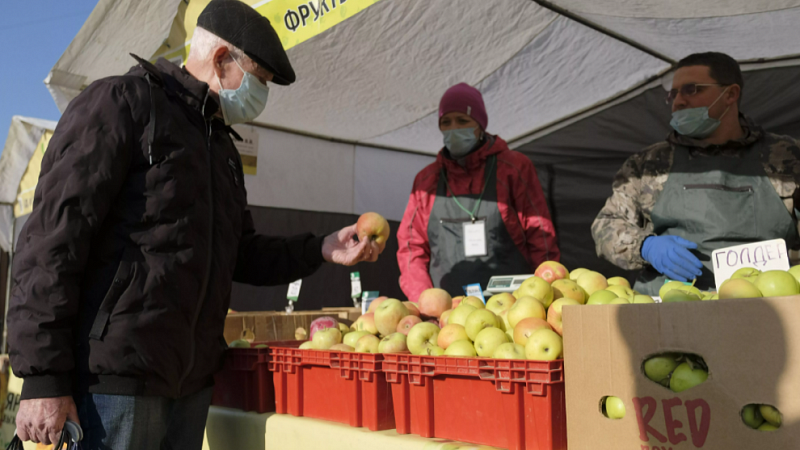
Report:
634,142,799,295
428,154,531,295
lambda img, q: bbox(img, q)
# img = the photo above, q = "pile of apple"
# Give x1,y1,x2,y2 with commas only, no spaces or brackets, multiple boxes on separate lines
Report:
718,266,800,300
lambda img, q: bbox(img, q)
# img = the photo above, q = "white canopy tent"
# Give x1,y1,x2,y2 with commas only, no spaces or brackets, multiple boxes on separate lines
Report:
33,0,800,307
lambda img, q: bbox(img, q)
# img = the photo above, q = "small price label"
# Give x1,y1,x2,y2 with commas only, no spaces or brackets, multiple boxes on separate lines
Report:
351,271,362,298
463,283,486,304
287,279,302,302
361,291,380,314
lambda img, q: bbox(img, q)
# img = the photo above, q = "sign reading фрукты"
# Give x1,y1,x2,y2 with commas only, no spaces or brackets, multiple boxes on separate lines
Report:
711,239,789,290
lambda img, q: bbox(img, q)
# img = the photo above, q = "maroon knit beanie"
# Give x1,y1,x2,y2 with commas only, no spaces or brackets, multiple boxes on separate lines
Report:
438,83,488,130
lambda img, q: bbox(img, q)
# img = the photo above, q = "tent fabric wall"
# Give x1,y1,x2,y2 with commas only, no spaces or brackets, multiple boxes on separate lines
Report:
0,117,57,252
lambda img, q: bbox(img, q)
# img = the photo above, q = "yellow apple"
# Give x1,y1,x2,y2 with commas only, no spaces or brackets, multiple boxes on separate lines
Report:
486,293,517,315
474,327,508,357
367,296,388,314
374,299,410,336
551,279,587,304
569,268,590,281
355,334,380,353
438,324,469,349
513,317,552,346
515,276,554,308
464,309,499,341
407,322,441,355
576,271,608,296
508,296,547,328
754,270,799,297
525,328,563,361
606,277,631,288
344,331,372,348
586,290,617,305
461,296,486,309
330,343,354,352
378,332,408,353
444,340,477,357
492,343,525,359
449,304,477,327
356,212,390,252
546,298,580,335
719,278,762,300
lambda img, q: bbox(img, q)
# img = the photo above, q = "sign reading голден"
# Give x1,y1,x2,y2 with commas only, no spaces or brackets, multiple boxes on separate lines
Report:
711,239,789,290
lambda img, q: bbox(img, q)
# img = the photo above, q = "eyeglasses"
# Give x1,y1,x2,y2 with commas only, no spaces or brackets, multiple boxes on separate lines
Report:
665,83,726,104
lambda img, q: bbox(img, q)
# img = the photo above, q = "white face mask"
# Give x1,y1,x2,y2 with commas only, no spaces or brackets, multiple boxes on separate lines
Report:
215,57,270,125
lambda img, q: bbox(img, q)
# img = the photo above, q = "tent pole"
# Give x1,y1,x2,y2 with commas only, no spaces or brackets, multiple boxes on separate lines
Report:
531,0,676,65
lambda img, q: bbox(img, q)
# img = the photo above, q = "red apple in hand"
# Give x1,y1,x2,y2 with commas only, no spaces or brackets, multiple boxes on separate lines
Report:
356,212,390,252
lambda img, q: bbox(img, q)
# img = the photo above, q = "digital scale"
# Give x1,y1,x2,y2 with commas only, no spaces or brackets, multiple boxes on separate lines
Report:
483,274,535,297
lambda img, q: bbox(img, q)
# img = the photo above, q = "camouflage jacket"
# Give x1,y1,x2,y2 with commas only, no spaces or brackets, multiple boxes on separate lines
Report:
592,116,800,270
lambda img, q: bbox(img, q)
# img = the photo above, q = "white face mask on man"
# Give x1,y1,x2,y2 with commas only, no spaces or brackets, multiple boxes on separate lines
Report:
215,56,270,125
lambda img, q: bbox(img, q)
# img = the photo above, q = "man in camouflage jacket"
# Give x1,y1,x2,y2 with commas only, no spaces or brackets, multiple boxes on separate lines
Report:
592,52,800,293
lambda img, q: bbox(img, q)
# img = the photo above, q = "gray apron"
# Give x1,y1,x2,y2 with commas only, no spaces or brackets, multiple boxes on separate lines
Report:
634,142,799,295
428,154,531,295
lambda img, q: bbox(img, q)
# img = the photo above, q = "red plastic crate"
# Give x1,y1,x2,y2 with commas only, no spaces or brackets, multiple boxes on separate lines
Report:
268,341,395,431
383,353,567,450
211,342,275,413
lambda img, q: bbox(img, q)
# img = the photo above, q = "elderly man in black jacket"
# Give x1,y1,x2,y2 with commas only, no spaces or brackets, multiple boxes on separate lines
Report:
8,1,381,448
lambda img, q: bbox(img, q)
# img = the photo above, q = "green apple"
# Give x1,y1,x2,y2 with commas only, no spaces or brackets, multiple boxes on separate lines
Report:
551,279,587,304
486,293,517,315
355,334,380,353
473,327,508,357
461,296,485,309
758,422,779,431
229,339,251,348
514,276,554,308
604,396,626,419
344,331,372,348
755,270,800,297
407,322,441,355
607,277,631,288
378,332,408,353
741,404,764,429
312,327,342,350
425,345,445,356
449,305,477,327
669,362,708,392
444,340,477,357
513,317,552,346
330,343,354,352
525,328,563,361
299,341,315,349
662,290,701,303
719,278,762,300
374,298,410,336
643,354,680,385
659,281,695,299
576,271,608,296
609,298,630,304
586,290,617,305
507,296,547,328
760,404,782,427
606,285,634,301
492,342,525,359
337,323,350,335
569,268,590,281
731,267,761,279
633,295,655,304
437,324,469,349
254,344,269,349
546,298,580,336
464,309,499,341
497,310,511,332
788,265,800,286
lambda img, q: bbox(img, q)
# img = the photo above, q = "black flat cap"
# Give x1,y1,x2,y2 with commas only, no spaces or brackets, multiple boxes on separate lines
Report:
197,0,296,85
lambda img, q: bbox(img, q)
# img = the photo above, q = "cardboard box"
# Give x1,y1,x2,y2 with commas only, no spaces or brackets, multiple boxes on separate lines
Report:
224,311,331,344
322,307,363,323
563,297,800,449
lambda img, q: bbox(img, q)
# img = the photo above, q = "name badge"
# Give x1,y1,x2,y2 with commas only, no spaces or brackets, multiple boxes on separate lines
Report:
463,220,487,257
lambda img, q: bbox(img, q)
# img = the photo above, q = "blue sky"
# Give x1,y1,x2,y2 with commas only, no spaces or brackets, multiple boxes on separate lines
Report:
0,1,97,156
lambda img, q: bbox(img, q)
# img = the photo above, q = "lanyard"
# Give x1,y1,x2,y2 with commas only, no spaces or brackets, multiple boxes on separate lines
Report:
440,155,497,223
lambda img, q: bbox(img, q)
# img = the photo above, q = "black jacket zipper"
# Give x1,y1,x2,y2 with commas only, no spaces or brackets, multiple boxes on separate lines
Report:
683,184,753,193
178,95,216,395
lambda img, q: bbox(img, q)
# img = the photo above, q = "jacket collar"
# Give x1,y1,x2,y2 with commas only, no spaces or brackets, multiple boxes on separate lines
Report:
129,54,220,120
437,134,509,173
666,114,763,150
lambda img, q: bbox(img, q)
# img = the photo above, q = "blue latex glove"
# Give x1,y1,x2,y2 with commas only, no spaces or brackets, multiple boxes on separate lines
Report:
641,235,703,282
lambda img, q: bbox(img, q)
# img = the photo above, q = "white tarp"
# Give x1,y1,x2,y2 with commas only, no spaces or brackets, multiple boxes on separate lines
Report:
41,0,800,220
0,117,57,252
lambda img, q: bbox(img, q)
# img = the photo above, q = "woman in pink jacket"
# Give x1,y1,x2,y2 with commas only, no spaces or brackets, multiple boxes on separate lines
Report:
397,83,560,302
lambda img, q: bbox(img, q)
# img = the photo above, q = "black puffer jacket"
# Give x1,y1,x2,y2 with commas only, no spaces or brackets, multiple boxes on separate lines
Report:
9,56,325,400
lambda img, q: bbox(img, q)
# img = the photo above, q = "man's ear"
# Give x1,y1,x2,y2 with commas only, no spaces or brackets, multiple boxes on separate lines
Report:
211,46,230,78
727,84,741,106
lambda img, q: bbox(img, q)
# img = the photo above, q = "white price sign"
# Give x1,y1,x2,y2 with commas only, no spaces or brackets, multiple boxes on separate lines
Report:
712,239,789,290
287,279,303,301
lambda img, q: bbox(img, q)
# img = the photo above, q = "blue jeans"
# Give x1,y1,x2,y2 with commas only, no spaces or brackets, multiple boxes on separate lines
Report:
74,387,213,450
